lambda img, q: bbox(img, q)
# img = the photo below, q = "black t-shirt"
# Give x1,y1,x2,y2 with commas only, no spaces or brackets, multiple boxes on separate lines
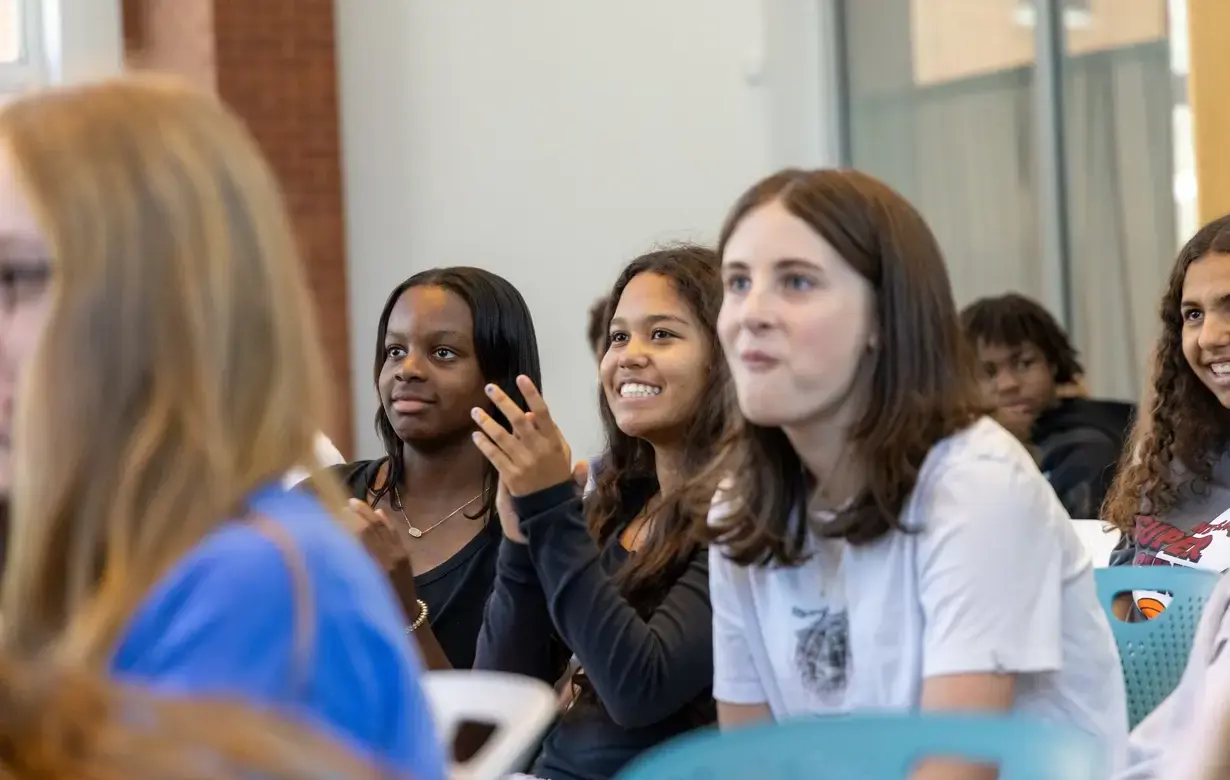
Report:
327,459,500,670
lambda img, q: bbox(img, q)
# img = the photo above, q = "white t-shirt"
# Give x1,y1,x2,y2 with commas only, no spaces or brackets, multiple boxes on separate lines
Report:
710,418,1128,773
1117,572,1230,780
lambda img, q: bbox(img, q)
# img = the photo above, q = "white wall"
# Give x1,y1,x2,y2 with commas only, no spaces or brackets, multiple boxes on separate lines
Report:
335,0,839,458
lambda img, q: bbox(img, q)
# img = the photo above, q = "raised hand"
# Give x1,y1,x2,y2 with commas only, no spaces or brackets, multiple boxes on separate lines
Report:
470,375,574,498
572,460,590,491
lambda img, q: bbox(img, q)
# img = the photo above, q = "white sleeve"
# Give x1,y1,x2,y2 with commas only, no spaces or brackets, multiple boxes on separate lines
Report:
916,453,1065,678
709,543,768,705
1128,575,1230,780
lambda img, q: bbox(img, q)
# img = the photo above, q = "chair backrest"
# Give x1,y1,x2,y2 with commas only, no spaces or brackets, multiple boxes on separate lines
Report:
422,670,557,780
1093,565,1220,728
615,713,1104,780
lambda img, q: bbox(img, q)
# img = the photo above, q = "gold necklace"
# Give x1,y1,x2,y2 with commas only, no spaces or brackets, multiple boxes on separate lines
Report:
392,486,486,538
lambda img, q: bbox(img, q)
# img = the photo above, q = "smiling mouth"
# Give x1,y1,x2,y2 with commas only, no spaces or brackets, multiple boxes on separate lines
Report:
1210,362,1230,379
619,382,662,399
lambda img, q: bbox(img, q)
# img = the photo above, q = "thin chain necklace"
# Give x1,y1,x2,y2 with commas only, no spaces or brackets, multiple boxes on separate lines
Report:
392,486,486,538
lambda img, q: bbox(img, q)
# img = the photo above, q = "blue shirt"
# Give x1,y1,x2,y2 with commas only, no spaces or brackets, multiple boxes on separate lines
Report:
111,484,446,780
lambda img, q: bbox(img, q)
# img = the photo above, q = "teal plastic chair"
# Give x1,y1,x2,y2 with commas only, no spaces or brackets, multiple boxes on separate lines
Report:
1094,565,1219,728
615,713,1104,780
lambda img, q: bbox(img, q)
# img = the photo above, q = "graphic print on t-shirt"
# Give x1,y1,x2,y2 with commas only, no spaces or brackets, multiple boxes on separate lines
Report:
792,605,849,701
1132,515,1223,566
1131,507,1230,613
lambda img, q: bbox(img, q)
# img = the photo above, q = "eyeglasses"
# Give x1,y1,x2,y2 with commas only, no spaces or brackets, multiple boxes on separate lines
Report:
0,260,50,314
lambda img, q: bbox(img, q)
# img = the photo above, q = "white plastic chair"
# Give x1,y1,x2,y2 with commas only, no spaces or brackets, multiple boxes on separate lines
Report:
1071,518,1120,567
422,670,557,780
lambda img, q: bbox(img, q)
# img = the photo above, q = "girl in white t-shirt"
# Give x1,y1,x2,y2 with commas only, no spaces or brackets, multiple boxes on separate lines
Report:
706,168,1128,778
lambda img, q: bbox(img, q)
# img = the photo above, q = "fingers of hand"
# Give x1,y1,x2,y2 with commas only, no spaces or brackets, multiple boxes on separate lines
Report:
470,406,524,458
572,460,590,489
482,383,536,437
472,429,516,474
516,375,554,427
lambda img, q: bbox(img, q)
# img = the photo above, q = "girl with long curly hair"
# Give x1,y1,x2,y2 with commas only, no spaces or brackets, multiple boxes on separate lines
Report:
1106,215,1230,585
1105,216,1230,780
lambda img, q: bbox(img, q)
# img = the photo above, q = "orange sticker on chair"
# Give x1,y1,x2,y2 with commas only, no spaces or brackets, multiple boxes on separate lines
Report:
1136,596,1166,619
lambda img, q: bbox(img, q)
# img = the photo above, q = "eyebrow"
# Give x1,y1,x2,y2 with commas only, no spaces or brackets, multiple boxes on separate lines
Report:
722,257,824,272
1181,294,1230,310
776,257,823,271
609,314,691,328
384,328,471,342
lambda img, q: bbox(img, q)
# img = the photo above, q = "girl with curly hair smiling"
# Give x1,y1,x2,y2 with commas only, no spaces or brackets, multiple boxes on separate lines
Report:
1106,215,1230,589
1107,216,1230,780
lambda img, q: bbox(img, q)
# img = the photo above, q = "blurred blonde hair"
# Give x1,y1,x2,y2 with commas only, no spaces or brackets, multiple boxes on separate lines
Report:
0,653,383,779
0,75,347,661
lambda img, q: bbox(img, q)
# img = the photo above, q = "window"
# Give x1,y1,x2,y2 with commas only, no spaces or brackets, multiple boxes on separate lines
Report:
0,0,44,92
1014,0,1094,29
839,0,1178,401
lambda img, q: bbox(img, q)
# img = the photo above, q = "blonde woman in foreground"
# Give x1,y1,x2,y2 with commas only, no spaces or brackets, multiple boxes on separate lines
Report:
0,77,442,779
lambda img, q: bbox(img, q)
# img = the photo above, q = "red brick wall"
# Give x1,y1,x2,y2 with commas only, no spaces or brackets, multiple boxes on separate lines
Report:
123,0,354,456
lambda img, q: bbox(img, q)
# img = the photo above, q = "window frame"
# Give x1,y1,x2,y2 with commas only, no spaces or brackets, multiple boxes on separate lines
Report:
0,0,47,93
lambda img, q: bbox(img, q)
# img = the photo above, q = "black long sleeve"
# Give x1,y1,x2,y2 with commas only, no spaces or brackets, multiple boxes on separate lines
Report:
511,481,712,730
473,534,566,683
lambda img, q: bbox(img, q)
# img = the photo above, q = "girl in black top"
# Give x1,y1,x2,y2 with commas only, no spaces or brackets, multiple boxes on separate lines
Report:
472,246,729,780
329,266,542,670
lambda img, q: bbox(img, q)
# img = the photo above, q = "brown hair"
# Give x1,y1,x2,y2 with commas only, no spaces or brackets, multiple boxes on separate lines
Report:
1104,215,1230,533
705,168,984,566
586,296,610,358
1,76,347,660
586,245,730,599
0,654,385,779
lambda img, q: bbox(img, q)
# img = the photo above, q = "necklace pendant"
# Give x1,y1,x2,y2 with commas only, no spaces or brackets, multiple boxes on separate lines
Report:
407,526,423,538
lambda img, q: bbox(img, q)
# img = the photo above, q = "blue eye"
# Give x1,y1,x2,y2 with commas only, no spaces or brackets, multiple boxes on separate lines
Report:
724,275,750,293
783,274,816,292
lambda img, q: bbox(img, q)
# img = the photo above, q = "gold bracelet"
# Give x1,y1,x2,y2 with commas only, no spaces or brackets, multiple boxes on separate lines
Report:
406,599,429,633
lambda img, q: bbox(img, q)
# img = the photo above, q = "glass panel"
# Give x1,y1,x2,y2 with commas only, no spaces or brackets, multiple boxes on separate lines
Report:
842,0,1043,308
1059,0,1178,400
1169,0,1197,243
0,0,21,64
